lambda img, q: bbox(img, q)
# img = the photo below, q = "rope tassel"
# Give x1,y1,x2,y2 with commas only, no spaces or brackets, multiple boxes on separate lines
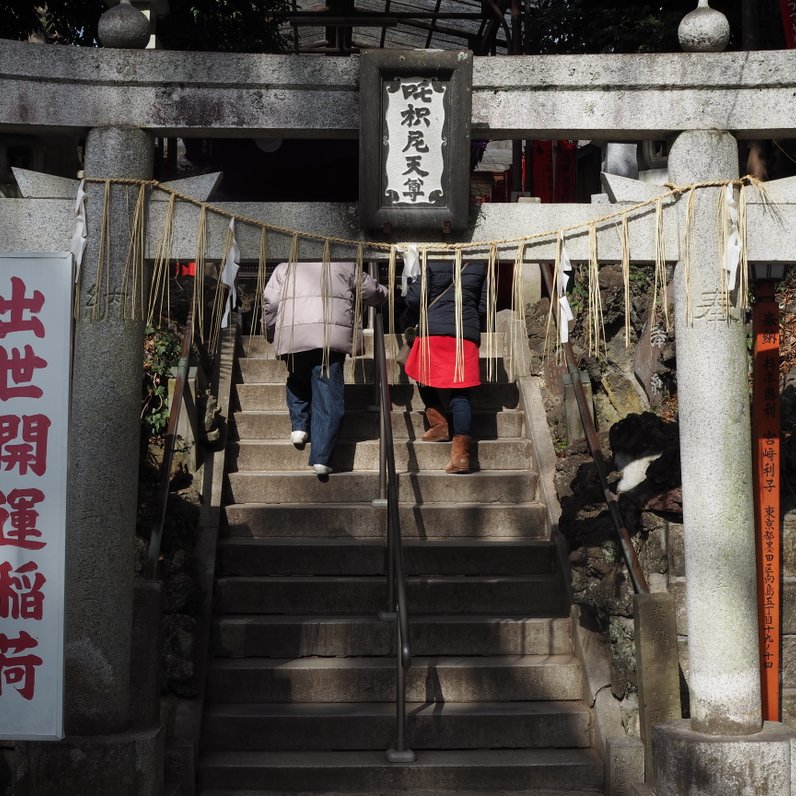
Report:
485,244,498,382
587,224,605,358
651,198,669,332
247,227,268,357
453,247,465,383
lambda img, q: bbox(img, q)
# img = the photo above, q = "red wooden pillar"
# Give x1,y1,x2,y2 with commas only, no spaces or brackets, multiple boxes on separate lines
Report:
752,280,781,721
779,0,796,49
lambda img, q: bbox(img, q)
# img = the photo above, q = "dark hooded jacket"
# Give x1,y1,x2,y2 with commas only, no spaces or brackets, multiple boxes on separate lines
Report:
403,260,487,343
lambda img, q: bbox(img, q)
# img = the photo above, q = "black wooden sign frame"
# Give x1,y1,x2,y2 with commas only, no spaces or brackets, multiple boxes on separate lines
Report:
359,49,473,234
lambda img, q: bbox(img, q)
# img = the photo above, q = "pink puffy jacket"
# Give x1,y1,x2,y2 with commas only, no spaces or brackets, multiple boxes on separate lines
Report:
263,261,388,356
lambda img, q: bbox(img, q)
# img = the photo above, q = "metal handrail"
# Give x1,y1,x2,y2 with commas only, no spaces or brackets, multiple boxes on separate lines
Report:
144,309,193,581
540,263,649,595
372,307,415,763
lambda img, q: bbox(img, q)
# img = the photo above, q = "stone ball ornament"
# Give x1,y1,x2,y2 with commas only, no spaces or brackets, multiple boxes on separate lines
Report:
678,0,731,52
98,0,151,49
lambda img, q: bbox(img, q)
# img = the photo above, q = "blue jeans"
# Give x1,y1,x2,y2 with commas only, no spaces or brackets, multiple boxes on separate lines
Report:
418,384,471,436
284,349,346,466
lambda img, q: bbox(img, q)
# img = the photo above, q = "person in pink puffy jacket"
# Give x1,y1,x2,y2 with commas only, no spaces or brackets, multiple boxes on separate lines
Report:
263,261,388,475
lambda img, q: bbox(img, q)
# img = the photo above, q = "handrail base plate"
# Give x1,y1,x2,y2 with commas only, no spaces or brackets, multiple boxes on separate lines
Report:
386,748,416,764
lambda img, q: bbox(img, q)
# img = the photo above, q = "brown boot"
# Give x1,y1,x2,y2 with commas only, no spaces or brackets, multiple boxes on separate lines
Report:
422,408,449,441
445,434,471,473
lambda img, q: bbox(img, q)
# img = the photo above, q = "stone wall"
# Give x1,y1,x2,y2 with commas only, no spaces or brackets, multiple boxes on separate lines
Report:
529,265,796,736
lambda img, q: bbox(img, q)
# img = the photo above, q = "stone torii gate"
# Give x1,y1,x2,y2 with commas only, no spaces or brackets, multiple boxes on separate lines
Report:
3,4,796,794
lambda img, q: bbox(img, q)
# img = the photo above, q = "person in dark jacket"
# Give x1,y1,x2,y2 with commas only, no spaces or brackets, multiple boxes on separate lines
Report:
402,259,487,474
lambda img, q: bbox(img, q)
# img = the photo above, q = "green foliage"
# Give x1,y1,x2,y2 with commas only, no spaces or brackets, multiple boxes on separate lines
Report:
523,0,742,54
0,0,758,55
142,0,290,53
567,263,589,316
142,324,182,437
0,0,105,45
552,433,569,456
0,0,289,52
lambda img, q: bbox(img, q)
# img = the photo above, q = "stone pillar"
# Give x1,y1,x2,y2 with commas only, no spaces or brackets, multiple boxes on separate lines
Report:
668,129,761,736
651,126,796,796
65,126,153,734
16,127,163,796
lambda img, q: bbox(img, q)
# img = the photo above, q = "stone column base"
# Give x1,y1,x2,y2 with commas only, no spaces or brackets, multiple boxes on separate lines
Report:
14,722,163,796
652,719,796,796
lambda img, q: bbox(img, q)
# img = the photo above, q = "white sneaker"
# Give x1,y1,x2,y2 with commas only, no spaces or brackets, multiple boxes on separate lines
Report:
291,430,308,445
313,463,332,475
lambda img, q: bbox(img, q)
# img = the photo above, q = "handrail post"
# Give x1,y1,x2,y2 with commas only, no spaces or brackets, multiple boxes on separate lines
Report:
373,311,393,616
371,261,387,503
372,307,415,764
375,313,387,501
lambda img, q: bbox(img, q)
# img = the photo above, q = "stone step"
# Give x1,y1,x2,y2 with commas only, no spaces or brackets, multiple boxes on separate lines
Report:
226,471,538,505
224,502,549,540
198,748,604,793
229,438,534,472
235,381,521,412
232,408,525,441
240,332,508,360
206,654,584,704
217,538,556,577
201,700,592,752
214,574,565,616
238,356,512,385
212,615,572,658
201,790,603,796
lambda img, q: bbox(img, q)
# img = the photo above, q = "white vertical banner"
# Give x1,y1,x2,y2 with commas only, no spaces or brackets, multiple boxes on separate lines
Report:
0,253,72,740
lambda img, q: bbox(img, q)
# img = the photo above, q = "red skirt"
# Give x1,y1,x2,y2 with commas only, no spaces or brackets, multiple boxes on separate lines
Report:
404,335,481,388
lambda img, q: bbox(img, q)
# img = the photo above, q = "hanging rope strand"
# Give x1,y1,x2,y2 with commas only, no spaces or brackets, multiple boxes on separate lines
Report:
509,243,527,380
146,191,176,327
419,248,430,383
485,243,498,382
91,180,112,322
587,224,606,357
650,198,669,333
683,188,697,326
247,227,269,358
620,215,631,348
119,182,147,322
193,205,208,343
738,183,750,312
543,233,561,362
453,247,465,383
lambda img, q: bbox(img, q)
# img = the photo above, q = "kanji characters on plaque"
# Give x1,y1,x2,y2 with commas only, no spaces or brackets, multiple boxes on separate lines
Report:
384,77,446,207
0,253,72,740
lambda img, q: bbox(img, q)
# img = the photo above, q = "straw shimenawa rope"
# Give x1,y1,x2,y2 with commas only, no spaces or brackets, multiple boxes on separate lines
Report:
83,174,764,253
80,175,772,380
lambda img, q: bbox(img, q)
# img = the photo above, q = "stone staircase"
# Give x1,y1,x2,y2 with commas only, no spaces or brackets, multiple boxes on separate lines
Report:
198,331,604,795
